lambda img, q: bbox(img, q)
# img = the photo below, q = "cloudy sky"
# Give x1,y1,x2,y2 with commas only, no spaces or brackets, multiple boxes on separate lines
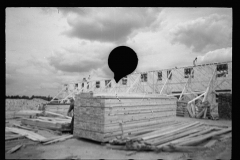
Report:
6,7,232,96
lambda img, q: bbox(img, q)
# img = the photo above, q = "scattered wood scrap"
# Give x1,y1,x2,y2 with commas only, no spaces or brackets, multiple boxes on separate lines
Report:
6,127,46,141
42,135,73,145
21,117,71,131
5,135,26,141
7,144,23,154
11,123,38,132
176,101,211,119
107,121,231,153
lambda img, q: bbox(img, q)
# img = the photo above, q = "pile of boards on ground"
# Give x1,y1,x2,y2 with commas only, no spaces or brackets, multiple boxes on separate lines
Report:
107,120,232,152
73,92,177,142
16,110,72,132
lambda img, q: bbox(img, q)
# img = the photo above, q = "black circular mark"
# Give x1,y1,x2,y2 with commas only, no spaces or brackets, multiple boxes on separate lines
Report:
108,46,138,83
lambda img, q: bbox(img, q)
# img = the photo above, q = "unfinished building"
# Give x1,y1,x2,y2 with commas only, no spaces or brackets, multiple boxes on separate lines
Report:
47,61,232,142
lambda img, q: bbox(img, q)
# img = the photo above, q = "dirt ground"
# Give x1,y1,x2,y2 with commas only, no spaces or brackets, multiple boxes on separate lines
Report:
5,117,232,159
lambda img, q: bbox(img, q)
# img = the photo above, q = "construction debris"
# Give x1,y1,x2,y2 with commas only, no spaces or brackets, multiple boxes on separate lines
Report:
42,135,73,145
176,101,211,119
7,144,23,154
6,127,46,141
5,135,26,141
21,117,71,131
106,120,231,153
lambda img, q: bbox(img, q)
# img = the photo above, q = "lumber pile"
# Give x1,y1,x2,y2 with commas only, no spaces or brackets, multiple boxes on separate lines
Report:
45,104,70,116
176,101,211,119
74,92,177,142
218,93,232,119
14,110,71,119
21,116,71,131
107,121,232,152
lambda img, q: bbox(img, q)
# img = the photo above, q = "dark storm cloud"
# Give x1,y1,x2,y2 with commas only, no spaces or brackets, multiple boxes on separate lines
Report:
61,7,162,43
171,14,232,53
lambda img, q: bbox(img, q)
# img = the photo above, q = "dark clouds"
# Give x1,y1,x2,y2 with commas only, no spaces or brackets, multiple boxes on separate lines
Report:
60,7,162,44
171,14,232,53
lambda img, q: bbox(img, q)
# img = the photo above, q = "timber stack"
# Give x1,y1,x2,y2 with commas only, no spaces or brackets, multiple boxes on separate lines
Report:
107,120,232,152
218,93,232,119
73,92,177,142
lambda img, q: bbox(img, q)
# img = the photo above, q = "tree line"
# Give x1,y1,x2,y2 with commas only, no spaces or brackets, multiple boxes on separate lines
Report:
6,95,53,101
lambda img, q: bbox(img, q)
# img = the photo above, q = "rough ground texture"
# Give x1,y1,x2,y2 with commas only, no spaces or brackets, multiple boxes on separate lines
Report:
5,117,232,159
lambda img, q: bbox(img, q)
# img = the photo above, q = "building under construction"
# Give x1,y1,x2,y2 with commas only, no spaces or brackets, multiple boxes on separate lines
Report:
52,61,232,104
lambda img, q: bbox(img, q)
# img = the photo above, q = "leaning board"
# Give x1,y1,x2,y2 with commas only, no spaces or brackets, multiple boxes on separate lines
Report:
73,93,177,142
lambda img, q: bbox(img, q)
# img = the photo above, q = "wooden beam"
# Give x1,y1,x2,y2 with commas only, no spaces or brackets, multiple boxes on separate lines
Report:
6,127,46,141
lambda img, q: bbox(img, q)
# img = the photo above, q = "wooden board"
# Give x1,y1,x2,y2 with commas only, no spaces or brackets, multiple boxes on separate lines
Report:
21,118,70,131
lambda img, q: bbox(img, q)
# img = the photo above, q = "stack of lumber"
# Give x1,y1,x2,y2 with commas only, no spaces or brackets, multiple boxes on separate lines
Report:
45,104,70,116
176,101,211,119
74,92,177,142
107,120,232,152
218,93,232,119
21,116,71,131
14,110,71,119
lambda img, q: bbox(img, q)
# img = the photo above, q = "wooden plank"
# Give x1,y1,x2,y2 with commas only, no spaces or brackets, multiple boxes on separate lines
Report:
104,120,177,137
78,105,176,115
178,127,232,146
11,123,38,132
42,135,73,145
6,127,46,141
204,139,218,147
5,135,26,141
37,116,71,122
150,127,204,146
7,144,23,154
74,112,175,125
127,121,185,136
141,122,201,141
21,118,70,131
132,121,193,140
44,111,71,119
167,127,216,145
75,111,175,124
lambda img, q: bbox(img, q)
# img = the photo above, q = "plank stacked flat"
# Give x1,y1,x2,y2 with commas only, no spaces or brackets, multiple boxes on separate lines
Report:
73,93,177,142
45,105,70,116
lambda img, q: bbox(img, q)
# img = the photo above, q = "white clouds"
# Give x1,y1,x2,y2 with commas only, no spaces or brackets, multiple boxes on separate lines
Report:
197,47,232,64
47,41,115,74
6,8,232,97
60,7,162,44
40,82,61,89
170,14,232,53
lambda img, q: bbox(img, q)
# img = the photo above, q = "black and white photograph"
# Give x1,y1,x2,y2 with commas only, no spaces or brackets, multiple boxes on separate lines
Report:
6,7,232,159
